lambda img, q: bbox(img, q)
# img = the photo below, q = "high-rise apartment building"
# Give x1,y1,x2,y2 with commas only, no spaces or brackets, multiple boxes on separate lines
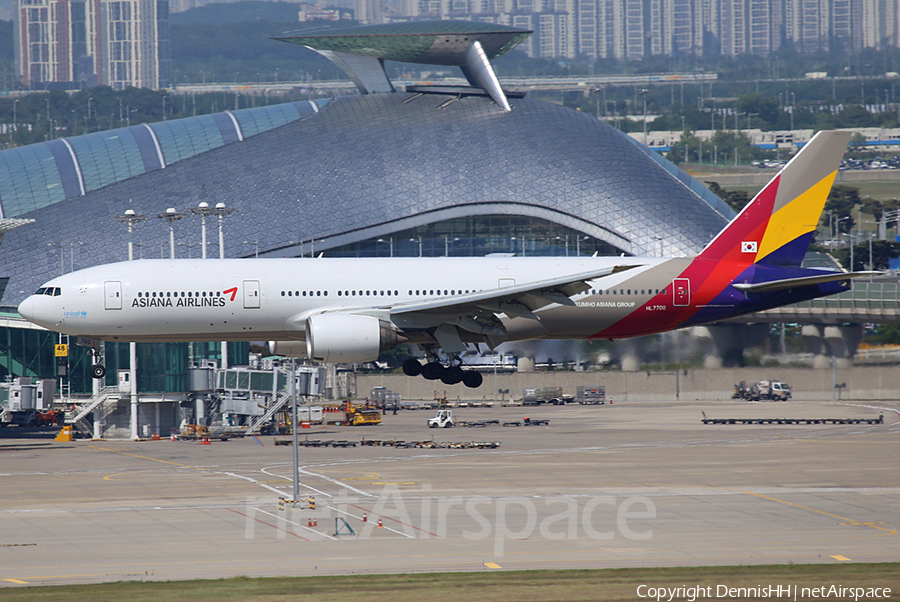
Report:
388,0,898,58
14,0,169,90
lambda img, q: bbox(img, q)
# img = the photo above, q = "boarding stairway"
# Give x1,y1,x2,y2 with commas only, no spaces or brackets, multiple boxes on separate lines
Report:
66,386,121,434
245,387,292,435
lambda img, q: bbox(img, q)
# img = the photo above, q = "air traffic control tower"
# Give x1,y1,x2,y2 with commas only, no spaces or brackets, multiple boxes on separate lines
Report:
273,21,531,112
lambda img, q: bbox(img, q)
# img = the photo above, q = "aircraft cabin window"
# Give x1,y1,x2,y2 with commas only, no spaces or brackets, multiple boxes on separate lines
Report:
318,291,322,296
613,290,617,295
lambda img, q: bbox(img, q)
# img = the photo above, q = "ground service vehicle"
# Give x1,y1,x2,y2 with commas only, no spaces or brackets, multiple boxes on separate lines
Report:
429,409,454,428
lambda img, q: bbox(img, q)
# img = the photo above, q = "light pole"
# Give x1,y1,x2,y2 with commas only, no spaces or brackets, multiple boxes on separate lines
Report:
790,92,795,131
376,237,394,257
212,203,237,258
114,208,148,261
157,208,188,259
11,98,17,142
409,237,422,257
204,203,236,368
639,89,648,145
190,202,216,259
114,208,147,440
243,240,259,258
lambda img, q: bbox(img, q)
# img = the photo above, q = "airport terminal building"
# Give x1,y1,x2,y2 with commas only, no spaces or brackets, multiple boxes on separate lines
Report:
0,22,735,434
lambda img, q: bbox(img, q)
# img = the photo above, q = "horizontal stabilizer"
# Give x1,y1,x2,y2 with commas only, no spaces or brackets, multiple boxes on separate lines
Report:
732,271,880,294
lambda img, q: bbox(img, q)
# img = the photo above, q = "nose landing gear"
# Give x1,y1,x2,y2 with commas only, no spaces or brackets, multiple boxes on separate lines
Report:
88,347,106,380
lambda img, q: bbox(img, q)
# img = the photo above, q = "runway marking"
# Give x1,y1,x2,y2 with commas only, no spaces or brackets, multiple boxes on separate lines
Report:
88,446,209,471
348,503,438,538
372,482,417,485
738,490,897,536
831,555,851,561
339,473,380,481
2,578,29,584
327,505,414,539
252,508,337,541
484,562,502,569
224,508,309,541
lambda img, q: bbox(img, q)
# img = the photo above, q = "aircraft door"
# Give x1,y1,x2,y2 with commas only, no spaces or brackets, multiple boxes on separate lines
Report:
673,278,690,307
498,278,516,288
243,280,260,309
104,281,122,310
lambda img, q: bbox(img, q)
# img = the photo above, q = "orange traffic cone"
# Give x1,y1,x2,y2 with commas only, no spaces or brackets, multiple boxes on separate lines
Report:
362,512,367,522
201,437,211,445
307,518,313,527
313,518,317,527
377,518,383,528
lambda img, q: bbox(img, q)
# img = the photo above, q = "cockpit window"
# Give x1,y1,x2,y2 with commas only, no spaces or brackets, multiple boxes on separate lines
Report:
35,287,61,296
35,287,47,295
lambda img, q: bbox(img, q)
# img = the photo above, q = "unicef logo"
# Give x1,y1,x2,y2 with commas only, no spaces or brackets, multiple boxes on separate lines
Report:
64,311,88,318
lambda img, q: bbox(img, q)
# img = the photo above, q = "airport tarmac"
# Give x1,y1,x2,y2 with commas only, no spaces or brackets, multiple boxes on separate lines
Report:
1,398,898,587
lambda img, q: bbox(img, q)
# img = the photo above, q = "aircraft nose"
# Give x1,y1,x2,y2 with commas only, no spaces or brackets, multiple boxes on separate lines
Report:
17,296,35,322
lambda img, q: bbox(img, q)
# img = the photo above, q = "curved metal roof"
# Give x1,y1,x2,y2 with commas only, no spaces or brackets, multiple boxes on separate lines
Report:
0,92,730,306
0,100,327,219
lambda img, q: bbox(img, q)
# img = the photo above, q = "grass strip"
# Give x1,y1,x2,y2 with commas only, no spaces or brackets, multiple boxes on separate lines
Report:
2,563,898,602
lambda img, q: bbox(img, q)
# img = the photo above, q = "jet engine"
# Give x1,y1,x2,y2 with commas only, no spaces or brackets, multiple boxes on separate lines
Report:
305,313,399,363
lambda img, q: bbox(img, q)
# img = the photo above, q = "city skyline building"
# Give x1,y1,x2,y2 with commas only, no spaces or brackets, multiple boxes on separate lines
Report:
13,0,169,90
360,0,899,59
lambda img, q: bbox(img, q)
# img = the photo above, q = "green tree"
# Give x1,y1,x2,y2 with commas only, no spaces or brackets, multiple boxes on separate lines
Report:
705,181,751,212
823,185,860,236
734,93,780,129
833,240,900,270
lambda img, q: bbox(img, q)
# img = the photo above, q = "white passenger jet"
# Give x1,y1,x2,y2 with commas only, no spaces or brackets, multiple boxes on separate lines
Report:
18,131,867,387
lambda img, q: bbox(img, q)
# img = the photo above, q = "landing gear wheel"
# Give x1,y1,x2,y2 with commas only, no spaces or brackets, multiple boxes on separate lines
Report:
91,364,107,379
441,366,464,385
462,371,483,388
402,358,423,377
421,362,444,381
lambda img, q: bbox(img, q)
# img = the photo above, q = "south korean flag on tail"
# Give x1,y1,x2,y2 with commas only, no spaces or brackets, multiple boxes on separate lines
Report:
741,241,758,254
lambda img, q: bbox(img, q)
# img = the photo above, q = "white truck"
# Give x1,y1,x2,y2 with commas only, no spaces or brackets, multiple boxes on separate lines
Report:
428,409,454,428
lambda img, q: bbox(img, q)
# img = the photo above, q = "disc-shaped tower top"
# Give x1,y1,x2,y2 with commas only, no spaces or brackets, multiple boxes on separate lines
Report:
274,21,532,111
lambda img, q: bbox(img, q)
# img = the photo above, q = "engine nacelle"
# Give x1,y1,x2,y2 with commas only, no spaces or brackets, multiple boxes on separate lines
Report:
269,341,308,358
305,313,398,364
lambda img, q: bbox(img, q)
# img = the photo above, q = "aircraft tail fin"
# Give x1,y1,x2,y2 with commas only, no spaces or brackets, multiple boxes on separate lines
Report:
697,130,851,266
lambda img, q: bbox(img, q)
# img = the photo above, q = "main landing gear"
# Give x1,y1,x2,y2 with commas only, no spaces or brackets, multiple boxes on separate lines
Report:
402,358,483,388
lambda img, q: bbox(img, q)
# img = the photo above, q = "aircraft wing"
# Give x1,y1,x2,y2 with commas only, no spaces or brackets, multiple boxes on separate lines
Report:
388,263,640,319
370,263,641,352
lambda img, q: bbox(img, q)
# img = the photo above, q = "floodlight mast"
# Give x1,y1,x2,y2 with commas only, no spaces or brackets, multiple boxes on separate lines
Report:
157,208,189,259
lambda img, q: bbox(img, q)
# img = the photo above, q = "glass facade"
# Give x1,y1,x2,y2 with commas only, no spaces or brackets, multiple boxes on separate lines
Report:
0,102,321,219
328,216,622,258
69,129,146,191
0,142,66,216
0,324,249,395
